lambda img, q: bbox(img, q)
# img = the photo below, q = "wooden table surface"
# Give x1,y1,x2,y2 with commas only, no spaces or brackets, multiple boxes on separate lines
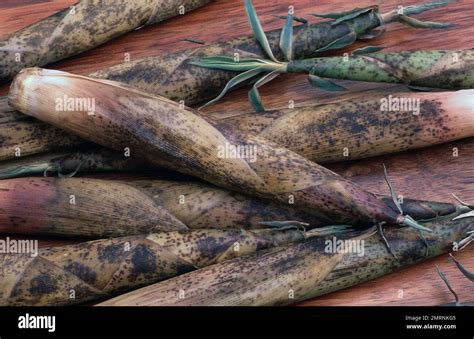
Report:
0,0,473,306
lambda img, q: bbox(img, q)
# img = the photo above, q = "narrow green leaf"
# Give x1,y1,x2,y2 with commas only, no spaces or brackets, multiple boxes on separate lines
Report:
193,56,237,63
311,12,346,19
0,163,50,179
199,67,264,110
330,6,375,26
351,45,385,56
258,220,310,228
383,163,404,215
244,0,278,62
190,57,268,72
194,56,275,65
315,29,357,53
450,254,474,282
279,10,294,61
312,6,374,20
398,15,454,29
436,265,460,306
308,74,346,92
406,85,439,92
274,15,308,24
248,70,280,112
402,0,454,16
182,38,205,45
306,225,352,236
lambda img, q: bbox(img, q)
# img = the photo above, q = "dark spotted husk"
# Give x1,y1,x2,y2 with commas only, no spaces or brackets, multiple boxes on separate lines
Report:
90,2,453,105
99,206,473,306
0,177,187,237
286,50,474,89
0,2,454,161
132,179,321,229
10,68,419,228
3,87,474,165
90,5,383,105
0,0,212,82
193,50,474,111
216,90,474,163
0,227,320,306
0,96,85,161
135,180,457,229
0,144,457,230
0,147,147,179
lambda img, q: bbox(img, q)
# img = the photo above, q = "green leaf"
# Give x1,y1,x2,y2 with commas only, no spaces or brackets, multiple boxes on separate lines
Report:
244,0,278,62
311,12,345,19
275,15,308,24
182,38,205,45
314,29,357,53
398,15,454,29
450,254,474,282
248,70,280,112
351,45,385,56
436,265,460,306
312,6,375,20
406,85,438,92
308,74,346,92
402,0,454,16
199,67,264,110
330,6,375,26
279,10,294,61
258,220,310,228
190,57,269,72
383,164,403,215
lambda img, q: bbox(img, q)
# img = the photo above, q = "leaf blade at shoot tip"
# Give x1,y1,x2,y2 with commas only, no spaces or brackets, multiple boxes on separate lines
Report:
199,67,264,110
248,70,280,112
308,74,347,92
314,29,357,53
450,254,474,282
398,15,454,29
351,45,385,56
244,0,279,62
436,265,460,306
279,9,294,61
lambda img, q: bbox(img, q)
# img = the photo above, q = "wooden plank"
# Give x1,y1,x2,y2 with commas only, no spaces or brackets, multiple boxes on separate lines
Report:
0,0,473,306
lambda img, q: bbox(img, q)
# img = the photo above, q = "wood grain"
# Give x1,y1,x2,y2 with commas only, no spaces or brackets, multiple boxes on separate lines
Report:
0,0,473,306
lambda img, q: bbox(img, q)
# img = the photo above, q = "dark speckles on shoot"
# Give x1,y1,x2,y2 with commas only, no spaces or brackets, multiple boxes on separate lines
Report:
64,262,97,285
98,243,125,264
252,90,474,163
11,69,418,229
0,0,212,82
97,206,474,306
0,228,317,305
29,273,58,296
130,244,158,278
